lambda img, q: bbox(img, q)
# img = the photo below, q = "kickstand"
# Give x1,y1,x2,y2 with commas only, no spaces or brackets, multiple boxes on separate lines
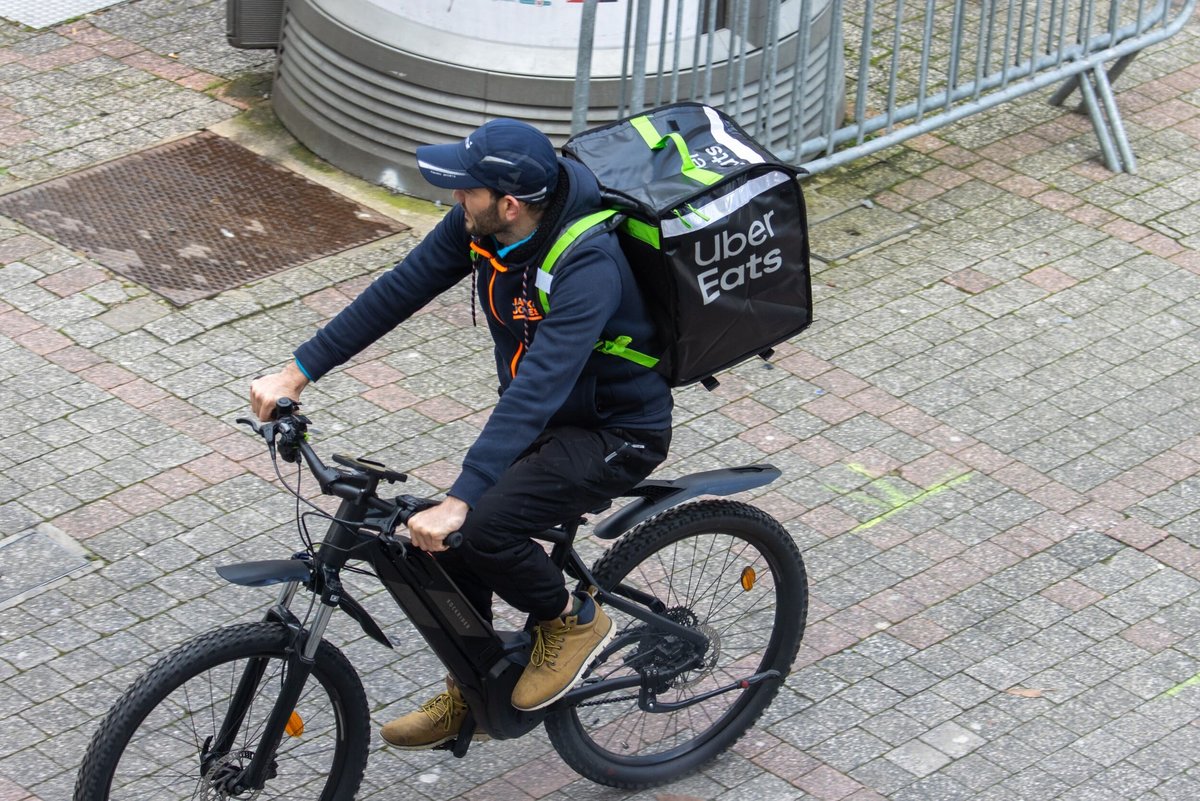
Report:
451,711,477,758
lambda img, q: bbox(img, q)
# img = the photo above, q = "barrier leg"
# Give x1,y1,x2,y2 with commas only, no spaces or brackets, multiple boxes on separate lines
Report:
1049,75,1080,107
1050,52,1138,109
1092,64,1137,174
1076,68,1124,172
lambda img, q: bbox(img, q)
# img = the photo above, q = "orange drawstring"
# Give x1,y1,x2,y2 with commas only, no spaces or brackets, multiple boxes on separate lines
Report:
472,241,526,378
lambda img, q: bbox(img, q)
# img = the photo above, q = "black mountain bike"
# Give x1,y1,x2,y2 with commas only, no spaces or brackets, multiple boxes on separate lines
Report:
75,399,807,799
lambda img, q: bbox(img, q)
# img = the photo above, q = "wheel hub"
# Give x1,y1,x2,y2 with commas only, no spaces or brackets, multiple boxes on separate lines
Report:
628,606,715,691
201,751,261,799
673,623,721,688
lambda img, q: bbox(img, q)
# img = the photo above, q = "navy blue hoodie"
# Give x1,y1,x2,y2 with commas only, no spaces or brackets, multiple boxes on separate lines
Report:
294,158,673,506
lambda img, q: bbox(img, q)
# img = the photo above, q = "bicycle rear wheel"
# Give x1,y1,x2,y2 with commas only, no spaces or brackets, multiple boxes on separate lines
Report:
74,621,369,801
546,499,806,789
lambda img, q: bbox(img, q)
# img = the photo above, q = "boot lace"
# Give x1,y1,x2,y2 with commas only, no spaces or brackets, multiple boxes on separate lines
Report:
419,691,465,731
529,621,570,668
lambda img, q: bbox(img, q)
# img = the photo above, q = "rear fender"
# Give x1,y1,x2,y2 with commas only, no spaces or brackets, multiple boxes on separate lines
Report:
592,464,780,540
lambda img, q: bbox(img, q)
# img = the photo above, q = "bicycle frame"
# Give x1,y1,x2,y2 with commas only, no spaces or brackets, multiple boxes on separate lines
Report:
214,407,784,792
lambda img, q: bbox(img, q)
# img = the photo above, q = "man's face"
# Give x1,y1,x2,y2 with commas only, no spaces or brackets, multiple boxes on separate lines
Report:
454,187,506,238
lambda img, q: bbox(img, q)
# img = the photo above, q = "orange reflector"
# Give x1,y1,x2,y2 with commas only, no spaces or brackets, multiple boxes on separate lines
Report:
740,567,756,591
285,711,305,737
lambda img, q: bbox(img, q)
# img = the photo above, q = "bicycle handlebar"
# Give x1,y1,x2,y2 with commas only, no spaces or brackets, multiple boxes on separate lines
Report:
237,399,463,549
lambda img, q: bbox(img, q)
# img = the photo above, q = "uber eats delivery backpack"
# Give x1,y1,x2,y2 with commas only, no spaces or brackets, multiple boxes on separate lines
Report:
551,102,812,389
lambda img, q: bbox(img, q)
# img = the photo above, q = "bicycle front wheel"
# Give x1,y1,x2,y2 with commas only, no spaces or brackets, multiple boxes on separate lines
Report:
546,500,807,789
75,621,369,801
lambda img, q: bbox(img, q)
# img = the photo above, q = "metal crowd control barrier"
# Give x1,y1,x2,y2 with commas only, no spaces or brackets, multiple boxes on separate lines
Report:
571,0,1197,175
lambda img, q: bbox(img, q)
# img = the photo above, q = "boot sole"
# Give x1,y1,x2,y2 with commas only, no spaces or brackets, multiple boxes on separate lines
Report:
381,732,490,751
512,614,616,712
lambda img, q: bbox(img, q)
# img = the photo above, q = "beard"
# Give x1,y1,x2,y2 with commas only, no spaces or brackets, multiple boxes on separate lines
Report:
464,197,506,238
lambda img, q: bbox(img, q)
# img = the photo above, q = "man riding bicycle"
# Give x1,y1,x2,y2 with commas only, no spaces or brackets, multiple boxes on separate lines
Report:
250,119,672,749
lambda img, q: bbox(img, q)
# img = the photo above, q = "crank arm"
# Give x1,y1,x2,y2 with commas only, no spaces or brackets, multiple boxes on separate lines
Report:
557,673,643,706
639,669,783,713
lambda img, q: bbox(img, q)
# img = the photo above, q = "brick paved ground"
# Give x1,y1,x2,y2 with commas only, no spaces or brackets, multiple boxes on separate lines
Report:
2,2,1200,800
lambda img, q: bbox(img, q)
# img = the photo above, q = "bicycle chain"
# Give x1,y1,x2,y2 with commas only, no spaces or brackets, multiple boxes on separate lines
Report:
576,693,640,707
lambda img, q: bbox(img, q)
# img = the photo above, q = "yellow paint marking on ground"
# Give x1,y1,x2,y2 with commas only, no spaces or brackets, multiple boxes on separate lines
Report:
822,464,974,533
1161,672,1200,698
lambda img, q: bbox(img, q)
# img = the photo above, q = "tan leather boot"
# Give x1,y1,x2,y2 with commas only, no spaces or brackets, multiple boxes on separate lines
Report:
512,594,614,711
380,677,485,749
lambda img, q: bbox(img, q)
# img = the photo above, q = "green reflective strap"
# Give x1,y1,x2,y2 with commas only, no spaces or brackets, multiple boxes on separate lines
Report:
621,217,661,249
630,114,662,149
537,209,620,313
595,336,660,369
628,115,721,186
660,132,721,185
536,206,659,372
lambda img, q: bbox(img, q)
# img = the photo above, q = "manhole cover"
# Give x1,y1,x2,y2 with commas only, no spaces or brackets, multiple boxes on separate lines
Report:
809,202,919,262
0,132,406,305
0,526,93,608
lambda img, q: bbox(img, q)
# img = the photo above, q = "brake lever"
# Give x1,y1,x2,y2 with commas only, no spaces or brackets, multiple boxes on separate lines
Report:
236,416,261,434
236,417,280,451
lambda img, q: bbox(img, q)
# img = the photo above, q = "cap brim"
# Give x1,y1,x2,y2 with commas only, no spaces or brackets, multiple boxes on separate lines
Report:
415,142,485,189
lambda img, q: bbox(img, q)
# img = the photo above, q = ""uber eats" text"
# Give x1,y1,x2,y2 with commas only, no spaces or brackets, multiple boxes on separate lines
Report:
694,210,781,305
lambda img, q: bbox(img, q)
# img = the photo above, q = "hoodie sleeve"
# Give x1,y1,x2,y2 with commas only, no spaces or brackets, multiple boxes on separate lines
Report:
449,243,622,506
293,206,471,381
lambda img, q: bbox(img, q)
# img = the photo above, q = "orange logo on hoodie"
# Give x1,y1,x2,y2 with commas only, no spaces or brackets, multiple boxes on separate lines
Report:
512,297,544,322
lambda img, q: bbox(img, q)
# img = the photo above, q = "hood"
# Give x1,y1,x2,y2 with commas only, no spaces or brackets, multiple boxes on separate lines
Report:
497,157,605,268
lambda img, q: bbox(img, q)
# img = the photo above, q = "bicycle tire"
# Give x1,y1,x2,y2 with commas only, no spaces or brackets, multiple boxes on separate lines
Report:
545,499,806,789
74,621,370,801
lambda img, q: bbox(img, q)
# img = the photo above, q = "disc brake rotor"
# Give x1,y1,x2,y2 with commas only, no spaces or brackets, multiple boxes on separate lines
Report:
201,751,261,800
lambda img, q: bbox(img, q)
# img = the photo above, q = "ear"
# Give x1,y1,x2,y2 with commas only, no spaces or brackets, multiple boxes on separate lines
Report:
498,195,523,223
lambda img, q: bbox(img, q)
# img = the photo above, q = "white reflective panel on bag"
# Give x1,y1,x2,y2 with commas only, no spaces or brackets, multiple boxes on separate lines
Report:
661,171,791,239
703,106,766,166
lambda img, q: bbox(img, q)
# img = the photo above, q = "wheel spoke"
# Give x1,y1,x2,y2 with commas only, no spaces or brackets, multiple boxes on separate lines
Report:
549,502,806,786
77,623,368,800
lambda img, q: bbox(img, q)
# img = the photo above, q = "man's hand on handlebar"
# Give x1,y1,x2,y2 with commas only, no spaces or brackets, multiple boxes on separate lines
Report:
408,497,469,553
251,362,310,422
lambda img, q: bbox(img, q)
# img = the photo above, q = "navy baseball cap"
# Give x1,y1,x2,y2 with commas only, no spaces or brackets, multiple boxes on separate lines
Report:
416,119,559,203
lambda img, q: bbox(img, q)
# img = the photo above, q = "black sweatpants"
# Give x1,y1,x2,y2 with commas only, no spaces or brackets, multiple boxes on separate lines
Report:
435,426,670,622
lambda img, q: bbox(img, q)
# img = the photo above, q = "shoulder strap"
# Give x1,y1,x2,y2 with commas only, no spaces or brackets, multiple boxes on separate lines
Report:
536,208,660,371
535,209,621,314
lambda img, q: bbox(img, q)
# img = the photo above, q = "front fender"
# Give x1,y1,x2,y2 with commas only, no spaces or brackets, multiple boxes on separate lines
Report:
216,559,311,587
216,559,392,649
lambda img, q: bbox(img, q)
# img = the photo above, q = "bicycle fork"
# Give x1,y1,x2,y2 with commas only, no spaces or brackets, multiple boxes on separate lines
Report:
204,580,333,794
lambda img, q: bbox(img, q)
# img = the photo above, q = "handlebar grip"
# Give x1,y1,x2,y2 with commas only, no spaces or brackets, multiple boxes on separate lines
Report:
444,531,464,549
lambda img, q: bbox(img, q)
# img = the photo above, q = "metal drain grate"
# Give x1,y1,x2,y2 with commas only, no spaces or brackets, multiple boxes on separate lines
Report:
0,132,406,305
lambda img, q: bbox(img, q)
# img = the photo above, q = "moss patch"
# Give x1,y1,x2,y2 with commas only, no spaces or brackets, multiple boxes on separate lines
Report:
217,68,275,107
